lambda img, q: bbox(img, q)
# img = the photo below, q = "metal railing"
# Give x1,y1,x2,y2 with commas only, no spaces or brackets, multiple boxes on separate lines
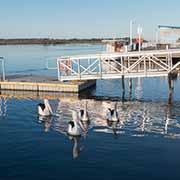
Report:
0,57,5,81
56,49,180,81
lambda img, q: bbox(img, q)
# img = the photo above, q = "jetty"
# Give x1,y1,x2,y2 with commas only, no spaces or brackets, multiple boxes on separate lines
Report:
57,49,180,81
56,48,180,103
0,48,180,103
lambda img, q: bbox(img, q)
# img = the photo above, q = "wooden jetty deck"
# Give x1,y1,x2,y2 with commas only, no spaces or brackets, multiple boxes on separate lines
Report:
0,75,96,93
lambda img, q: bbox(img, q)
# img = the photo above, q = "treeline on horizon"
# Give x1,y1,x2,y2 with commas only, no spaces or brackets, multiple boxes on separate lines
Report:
0,37,131,45
0,38,104,45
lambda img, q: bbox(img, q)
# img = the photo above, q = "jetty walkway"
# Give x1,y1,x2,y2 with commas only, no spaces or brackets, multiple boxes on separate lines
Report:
57,49,180,81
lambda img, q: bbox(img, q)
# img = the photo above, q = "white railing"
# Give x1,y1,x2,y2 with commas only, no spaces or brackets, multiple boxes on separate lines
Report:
56,49,180,81
0,57,5,81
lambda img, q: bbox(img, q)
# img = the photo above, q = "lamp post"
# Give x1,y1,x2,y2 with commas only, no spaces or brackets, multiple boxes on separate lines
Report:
137,25,143,52
130,20,135,50
156,28,159,44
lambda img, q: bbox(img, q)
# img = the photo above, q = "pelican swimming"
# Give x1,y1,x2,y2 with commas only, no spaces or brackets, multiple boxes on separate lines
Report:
68,110,81,136
106,104,119,122
79,101,89,122
38,99,53,117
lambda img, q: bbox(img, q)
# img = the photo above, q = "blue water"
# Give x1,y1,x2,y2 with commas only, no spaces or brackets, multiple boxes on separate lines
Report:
0,44,180,180
0,44,104,76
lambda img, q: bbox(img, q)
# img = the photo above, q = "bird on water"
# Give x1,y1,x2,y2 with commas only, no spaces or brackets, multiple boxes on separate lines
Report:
38,99,53,117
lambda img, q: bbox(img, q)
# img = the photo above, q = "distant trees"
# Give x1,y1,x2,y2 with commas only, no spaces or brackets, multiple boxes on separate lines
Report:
0,38,104,45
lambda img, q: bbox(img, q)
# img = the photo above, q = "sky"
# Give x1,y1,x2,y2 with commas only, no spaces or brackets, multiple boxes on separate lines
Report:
0,0,180,40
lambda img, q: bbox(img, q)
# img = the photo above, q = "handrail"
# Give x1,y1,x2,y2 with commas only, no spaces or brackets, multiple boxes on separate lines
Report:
0,57,5,81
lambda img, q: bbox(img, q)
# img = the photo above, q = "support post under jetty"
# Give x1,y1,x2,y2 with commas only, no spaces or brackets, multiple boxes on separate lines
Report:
121,75,125,101
168,73,175,104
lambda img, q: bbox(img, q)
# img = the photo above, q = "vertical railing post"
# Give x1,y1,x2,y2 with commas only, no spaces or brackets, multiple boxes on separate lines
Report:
0,58,5,82
144,57,147,76
78,59,81,79
99,56,102,78
57,59,61,81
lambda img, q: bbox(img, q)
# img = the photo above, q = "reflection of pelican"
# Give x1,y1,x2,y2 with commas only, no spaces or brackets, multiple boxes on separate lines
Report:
68,110,81,136
69,136,83,159
107,120,118,137
79,101,89,122
38,116,52,133
38,99,53,116
81,120,90,134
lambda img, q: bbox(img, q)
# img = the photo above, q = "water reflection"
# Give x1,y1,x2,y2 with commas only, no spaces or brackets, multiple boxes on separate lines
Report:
1,96,180,159
0,97,7,117
36,98,180,141
53,99,180,139
38,116,52,133
69,136,84,159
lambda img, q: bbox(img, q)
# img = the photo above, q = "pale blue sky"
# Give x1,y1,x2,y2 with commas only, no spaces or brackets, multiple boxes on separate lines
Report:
0,0,180,40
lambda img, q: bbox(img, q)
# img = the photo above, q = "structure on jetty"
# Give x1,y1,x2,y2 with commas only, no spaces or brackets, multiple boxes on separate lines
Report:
57,49,180,81
0,48,180,103
57,49,180,103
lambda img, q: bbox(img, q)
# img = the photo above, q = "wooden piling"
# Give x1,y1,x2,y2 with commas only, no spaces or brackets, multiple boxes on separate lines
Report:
168,74,174,104
122,75,125,100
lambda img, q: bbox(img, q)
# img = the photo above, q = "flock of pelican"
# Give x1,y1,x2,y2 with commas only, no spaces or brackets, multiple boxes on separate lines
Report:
37,99,119,137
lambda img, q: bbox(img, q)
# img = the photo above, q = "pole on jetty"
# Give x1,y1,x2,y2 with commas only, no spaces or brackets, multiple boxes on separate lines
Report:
137,25,142,52
130,19,136,50
168,74,174,104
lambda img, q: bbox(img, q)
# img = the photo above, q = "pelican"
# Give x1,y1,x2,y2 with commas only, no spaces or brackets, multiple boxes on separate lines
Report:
38,99,53,117
68,110,81,136
106,103,119,122
79,101,89,122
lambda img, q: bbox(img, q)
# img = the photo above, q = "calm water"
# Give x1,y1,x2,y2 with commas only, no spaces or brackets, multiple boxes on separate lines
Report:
0,45,180,180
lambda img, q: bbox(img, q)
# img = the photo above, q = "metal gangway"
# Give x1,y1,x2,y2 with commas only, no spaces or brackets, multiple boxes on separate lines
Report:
56,49,180,81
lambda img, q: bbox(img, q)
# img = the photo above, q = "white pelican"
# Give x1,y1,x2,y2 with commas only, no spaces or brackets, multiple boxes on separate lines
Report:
79,101,89,122
106,103,119,122
38,99,53,116
68,110,81,136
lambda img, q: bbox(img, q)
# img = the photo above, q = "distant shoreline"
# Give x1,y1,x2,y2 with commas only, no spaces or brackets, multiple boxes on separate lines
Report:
0,38,105,45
